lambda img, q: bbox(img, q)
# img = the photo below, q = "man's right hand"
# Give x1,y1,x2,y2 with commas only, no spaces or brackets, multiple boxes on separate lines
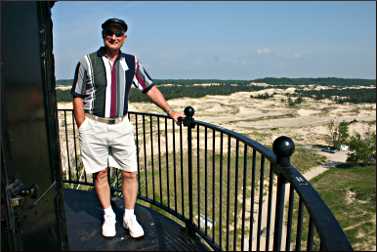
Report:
76,118,86,129
73,97,86,129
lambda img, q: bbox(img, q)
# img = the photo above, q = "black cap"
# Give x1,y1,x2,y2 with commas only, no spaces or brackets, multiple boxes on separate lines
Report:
101,18,128,32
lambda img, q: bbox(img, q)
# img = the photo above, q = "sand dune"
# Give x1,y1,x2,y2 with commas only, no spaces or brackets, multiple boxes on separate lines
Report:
57,87,376,147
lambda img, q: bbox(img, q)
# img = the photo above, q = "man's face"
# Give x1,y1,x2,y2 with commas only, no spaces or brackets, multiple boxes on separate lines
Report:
103,29,127,51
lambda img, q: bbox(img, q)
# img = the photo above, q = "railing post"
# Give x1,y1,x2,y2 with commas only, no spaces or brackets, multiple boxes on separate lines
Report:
183,106,196,233
272,136,295,252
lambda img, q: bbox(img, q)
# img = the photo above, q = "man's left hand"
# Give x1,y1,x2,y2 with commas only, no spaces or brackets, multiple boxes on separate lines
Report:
168,111,184,123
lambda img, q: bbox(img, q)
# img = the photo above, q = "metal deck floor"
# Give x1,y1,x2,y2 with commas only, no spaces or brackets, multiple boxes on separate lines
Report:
63,189,208,251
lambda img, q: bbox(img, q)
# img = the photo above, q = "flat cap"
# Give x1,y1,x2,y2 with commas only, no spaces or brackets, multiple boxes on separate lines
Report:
101,18,128,32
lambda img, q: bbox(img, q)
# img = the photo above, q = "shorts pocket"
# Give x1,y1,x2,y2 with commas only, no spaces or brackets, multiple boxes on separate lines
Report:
78,117,91,132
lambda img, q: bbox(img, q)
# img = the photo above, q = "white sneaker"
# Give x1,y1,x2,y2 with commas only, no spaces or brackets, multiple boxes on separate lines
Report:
102,213,116,238
123,214,144,238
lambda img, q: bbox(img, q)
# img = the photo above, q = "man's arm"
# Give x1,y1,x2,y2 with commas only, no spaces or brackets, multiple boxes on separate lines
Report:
73,97,86,128
145,85,183,121
71,60,88,128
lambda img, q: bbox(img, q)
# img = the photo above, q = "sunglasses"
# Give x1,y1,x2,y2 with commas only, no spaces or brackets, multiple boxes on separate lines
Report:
103,30,124,37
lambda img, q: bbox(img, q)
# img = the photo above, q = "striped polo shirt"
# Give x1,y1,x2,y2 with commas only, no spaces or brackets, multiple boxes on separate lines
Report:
71,47,155,118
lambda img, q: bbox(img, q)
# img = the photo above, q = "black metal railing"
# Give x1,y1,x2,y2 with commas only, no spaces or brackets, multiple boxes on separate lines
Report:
58,107,352,251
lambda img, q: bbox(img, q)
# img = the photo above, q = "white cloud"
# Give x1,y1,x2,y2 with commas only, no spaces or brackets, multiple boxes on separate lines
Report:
292,52,302,59
256,48,272,55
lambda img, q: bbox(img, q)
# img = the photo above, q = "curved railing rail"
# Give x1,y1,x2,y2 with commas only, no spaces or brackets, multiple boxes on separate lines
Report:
58,107,352,251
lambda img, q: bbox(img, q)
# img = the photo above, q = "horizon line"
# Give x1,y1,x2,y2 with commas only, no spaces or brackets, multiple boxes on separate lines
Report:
56,76,377,82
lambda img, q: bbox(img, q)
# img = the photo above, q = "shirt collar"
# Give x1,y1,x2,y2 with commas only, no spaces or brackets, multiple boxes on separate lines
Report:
97,46,123,57
97,47,129,71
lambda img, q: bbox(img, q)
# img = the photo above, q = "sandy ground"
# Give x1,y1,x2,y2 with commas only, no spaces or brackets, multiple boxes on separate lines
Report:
304,150,348,180
58,87,376,148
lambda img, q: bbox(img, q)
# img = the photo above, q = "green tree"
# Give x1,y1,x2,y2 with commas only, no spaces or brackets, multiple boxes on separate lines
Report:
295,95,303,104
287,96,295,106
287,95,304,107
347,129,376,164
327,120,349,149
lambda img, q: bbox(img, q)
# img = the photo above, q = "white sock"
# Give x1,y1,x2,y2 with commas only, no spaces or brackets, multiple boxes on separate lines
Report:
104,206,114,216
124,208,134,219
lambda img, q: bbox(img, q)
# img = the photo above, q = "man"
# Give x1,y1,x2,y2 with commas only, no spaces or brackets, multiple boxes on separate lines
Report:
71,18,183,238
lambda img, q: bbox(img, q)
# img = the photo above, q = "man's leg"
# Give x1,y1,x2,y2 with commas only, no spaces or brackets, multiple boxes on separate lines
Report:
95,168,116,238
122,171,138,209
122,171,144,238
95,168,111,208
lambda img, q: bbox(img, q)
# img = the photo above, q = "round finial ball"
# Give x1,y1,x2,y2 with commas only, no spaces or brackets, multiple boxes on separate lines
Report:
184,106,195,117
273,136,295,158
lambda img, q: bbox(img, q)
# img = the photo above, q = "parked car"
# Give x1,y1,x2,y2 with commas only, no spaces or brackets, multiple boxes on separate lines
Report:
321,146,337,153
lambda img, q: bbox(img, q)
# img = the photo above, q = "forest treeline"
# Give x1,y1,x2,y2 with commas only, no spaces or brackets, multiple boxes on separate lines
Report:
57,77,376,87
252,77,375,86
56,85,266,103
252,88,376,104
296,88,376,104
56,77,375,103
57,84,376,104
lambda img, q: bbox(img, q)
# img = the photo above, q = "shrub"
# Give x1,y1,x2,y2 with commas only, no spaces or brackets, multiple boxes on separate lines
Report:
347,130,376,164
287,95,303,107
327,120,349,149
253,93,273,99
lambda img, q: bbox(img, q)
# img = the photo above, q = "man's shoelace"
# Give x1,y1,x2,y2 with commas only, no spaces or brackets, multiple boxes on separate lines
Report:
104,214,116,223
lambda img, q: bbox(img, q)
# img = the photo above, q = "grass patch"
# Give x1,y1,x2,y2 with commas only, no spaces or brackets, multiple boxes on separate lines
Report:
285,165,375,251
291,147,327,173
263,145,326,173
310,165,376,251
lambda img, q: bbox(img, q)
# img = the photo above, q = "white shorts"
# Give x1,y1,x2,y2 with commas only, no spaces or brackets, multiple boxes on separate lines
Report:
78,116,138,174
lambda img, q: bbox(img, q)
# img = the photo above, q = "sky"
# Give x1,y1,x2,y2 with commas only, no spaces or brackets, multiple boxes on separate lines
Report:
52,1,376,80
